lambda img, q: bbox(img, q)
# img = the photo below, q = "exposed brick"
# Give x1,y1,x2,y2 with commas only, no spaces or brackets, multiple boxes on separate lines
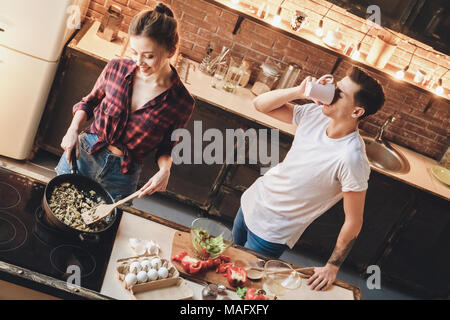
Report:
84,0,449,160
181,12,217,33
179,39,194,51
179,21,200,36
93,0,107,6
89,1,107,14
250,42,274,57
128,0,149,11
114,0,129,5
205,4,222,17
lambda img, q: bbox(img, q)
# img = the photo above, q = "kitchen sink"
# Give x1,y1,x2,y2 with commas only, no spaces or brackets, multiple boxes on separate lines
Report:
362,136,410,174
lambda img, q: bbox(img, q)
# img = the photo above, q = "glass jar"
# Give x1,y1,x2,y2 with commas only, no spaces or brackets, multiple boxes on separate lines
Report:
223,57,243,93
251,63,280,95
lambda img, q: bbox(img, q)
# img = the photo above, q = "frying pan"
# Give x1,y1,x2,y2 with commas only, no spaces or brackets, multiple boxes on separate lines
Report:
43,149,118,242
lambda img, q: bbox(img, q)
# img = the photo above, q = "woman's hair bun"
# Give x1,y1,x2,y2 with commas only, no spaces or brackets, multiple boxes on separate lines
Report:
155,3,174,17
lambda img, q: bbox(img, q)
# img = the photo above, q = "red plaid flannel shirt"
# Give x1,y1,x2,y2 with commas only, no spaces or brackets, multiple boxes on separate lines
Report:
73,59,195,174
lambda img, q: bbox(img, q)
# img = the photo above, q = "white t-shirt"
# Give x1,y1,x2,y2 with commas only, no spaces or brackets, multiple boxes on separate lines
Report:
241,103,370,249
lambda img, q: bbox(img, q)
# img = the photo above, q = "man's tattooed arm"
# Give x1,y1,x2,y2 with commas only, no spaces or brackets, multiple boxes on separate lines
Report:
327,237,357,267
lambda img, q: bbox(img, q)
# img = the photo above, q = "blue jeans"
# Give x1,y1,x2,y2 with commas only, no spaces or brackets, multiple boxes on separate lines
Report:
55,132,142,201
232,207,287,258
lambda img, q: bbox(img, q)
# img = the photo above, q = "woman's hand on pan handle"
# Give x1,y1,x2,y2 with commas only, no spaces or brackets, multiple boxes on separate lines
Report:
61,127,79,163
61,110,88,163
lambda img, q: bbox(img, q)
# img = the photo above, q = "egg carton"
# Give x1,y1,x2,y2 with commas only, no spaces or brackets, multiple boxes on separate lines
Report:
116,254,180,295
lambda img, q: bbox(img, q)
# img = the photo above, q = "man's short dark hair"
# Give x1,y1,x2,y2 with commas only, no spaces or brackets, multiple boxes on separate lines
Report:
347,67,385,120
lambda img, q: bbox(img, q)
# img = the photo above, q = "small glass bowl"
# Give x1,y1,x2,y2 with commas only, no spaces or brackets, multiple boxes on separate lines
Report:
263,260,302,295
190,218,233,259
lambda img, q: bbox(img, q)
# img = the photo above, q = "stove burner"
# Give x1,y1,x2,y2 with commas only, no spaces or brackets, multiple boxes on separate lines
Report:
50,245,96,278
0,211,28,252
0,217,17,244
33,206,76,247
0,181,21,209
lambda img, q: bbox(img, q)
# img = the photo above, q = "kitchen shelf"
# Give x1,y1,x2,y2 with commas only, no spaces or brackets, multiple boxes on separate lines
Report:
205,0,449,101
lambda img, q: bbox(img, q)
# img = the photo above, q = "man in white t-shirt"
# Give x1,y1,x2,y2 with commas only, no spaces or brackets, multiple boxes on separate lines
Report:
233,67,385,291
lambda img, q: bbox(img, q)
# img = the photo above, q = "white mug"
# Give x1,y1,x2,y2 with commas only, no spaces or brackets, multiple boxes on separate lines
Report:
305,74,335,105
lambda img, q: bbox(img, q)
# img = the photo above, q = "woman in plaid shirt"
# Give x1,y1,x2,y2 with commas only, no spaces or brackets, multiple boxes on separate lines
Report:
56,3,195,200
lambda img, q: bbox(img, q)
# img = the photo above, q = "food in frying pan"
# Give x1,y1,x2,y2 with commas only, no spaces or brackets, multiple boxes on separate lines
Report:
48,182,108,232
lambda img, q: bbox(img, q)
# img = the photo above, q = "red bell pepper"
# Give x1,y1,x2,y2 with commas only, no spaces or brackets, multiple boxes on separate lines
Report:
245,288,269,300
204,259,214,269
212,258,222,268
171,251,188,262
189,261,203,274
200,247,210,259
219,255,231,262
215,262,233,274
226,266,247,287
180,255,200,273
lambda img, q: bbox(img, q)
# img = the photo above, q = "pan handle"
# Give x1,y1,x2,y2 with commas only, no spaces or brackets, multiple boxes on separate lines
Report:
79,232,100,243
70,148,79,175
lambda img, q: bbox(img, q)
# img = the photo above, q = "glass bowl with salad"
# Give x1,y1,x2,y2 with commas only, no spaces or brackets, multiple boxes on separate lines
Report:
191,218,233,259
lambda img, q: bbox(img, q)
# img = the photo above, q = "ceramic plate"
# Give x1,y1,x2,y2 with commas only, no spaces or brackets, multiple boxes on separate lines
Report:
431,165,450,186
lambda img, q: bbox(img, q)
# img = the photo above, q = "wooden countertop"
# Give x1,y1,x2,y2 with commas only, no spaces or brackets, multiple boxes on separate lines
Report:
70,20,449,201
100,206,358,300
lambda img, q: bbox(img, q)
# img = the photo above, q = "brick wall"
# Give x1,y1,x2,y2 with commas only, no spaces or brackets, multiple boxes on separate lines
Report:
86,0,449,160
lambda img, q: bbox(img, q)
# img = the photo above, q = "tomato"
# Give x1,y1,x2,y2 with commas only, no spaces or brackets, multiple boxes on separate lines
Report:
245,288,269,300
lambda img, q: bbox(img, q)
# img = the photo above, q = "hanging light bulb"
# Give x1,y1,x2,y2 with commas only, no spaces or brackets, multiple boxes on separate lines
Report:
271,6,282,26
395,65,409,80
434,69,448,96
229,0,239,8
316,19,324,37
351,42,361,60
435,78,444,96
271,1,284,27
396,44,416,81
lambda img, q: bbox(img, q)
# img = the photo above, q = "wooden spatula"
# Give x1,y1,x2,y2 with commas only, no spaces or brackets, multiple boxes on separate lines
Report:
81,190,141,225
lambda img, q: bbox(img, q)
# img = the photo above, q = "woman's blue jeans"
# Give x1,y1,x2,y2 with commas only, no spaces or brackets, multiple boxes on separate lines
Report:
55,132,142,200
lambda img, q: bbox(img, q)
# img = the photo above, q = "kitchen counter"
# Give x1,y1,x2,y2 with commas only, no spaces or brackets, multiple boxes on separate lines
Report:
101,207,357,300
0,157,359,300
71,20,450,201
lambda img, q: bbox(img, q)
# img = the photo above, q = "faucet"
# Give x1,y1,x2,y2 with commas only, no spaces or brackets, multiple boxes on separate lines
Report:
375,115,396,143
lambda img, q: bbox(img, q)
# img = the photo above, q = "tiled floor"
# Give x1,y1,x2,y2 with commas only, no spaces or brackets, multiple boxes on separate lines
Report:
13,149,423,299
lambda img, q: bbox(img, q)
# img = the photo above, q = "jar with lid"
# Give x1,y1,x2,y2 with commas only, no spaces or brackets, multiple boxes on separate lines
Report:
251,63,280,95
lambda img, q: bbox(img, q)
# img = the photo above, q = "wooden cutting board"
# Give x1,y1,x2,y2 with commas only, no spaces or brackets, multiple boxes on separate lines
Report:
171,231,263,290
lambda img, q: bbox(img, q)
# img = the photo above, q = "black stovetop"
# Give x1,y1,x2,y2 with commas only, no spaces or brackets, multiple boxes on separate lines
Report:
0,167,120,292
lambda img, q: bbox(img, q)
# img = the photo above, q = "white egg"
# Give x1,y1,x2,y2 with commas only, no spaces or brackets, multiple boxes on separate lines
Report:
124,273,137,287
129,261,141,274
145,241,161,255
129,238,141,248
140,260,151,272
136,271,148,283
147,268,159,281
150,258,162,270
157,267,169,279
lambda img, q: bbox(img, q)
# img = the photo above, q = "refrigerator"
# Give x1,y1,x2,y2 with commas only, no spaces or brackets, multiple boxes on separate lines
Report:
0,0,89,160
